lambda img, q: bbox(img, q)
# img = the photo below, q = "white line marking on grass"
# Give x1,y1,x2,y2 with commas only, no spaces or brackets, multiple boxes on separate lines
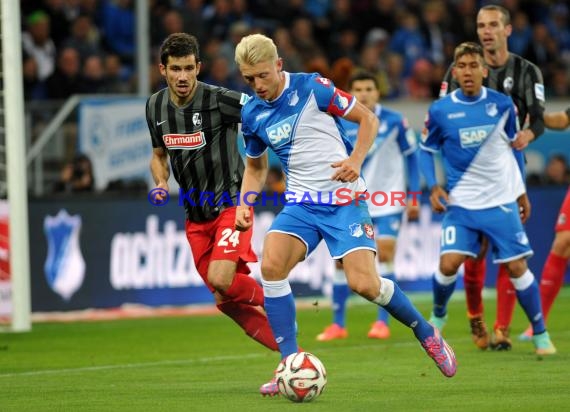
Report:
0,339,430,378
0,353,264,378
3,329,566,379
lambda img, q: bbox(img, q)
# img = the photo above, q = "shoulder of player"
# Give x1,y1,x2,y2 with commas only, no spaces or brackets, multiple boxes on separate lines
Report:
429,94,450,115
147,87,168,107
485,87,512,102
509,53,541,73
485,88,516,112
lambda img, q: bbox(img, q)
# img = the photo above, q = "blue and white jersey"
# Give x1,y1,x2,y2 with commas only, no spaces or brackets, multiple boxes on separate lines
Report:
340,104,418,216
241,72,366,203
420,87,525,209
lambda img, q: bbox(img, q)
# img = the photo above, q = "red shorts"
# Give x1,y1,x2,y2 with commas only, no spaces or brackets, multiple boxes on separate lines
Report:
185,206,257,292
555,187,570,232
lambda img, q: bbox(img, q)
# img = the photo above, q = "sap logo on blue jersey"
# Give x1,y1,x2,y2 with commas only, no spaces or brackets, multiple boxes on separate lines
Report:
266,114,298,147
459,125,494,148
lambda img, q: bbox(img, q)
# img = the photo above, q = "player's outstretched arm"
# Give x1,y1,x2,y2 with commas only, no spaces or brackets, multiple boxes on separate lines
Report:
235,153,268,232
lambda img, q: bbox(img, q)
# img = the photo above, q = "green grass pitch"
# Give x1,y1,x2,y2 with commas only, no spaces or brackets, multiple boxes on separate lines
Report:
1,289,569,411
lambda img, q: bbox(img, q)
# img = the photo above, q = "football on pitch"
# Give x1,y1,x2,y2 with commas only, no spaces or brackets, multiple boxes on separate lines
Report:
275,351,327,403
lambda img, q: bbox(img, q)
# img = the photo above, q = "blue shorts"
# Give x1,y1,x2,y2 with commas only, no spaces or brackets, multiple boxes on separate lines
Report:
269,201,376,259
440,203,533,263
372,213,403,239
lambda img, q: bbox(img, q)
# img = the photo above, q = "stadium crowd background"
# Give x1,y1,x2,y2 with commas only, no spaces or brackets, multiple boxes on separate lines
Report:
19,0,570,189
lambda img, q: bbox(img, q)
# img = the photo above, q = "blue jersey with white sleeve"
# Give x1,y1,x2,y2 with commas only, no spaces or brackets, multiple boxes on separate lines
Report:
241,72,366,203
340,104,419,216
420,87,525,209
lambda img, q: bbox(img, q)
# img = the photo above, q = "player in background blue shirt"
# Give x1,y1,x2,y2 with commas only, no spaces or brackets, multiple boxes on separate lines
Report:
316,71,421,342
420,42,555,356
234,34,457,393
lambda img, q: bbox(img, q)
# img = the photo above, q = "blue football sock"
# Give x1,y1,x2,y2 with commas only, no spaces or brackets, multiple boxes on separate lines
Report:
377,279,433,341
432,270,457,318
262,279,298,358
332,283,350,327
512,270,546,335
376,273,395,324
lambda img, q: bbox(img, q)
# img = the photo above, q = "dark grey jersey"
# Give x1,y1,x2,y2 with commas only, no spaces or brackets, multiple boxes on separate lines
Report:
440,53,545,138
146,82,248,222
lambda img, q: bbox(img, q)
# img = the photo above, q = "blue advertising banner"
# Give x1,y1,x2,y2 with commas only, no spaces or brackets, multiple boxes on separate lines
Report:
29,187,568,312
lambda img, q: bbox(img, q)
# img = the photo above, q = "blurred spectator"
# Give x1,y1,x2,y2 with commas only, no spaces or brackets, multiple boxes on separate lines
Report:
543,154,570,186
330,57,354,92
384,52,406,99
45,47,82,99
153,9,184,48
508,10,532,56
217,21,252,77
203,0,234,40
40,0,72,47
389,12,427,77
523,23,558,70
355,42,390,98
53,154,95,193
202,55,246,92
448,0,478,44
23,52,47,100
102,0,135,65
545,3,570,56
322,0,358,42
179,0,207,45
273,27,304,73
405,58,435,100
104,53,133,93
231,0,256,29
22,10,57,82
62,14,102,63
328,25,360,62
357,0,399,37
79,54,107,94
304,53,331,78
546,61,570,98
420,0,448,65
290,17,323,61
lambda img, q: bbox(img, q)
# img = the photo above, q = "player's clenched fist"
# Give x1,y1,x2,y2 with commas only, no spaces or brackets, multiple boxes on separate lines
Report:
235,206,252,231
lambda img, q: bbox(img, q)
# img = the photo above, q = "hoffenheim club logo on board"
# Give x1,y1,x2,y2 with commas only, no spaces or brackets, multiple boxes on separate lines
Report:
44,209,86,300
485,103,498,117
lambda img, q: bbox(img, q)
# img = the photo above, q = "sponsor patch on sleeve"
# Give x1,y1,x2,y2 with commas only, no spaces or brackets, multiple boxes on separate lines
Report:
328,88,354,116
239,93,251,105
534,83,545,101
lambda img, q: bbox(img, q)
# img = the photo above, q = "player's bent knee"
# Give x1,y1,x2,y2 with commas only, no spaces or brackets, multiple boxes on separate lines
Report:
439,260,462,276
207,272,233,292
505,259,527,277
346,275,378,301
260,258,288,281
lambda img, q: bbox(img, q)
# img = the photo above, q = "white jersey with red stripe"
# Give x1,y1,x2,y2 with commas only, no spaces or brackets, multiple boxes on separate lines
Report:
241,71,366,203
